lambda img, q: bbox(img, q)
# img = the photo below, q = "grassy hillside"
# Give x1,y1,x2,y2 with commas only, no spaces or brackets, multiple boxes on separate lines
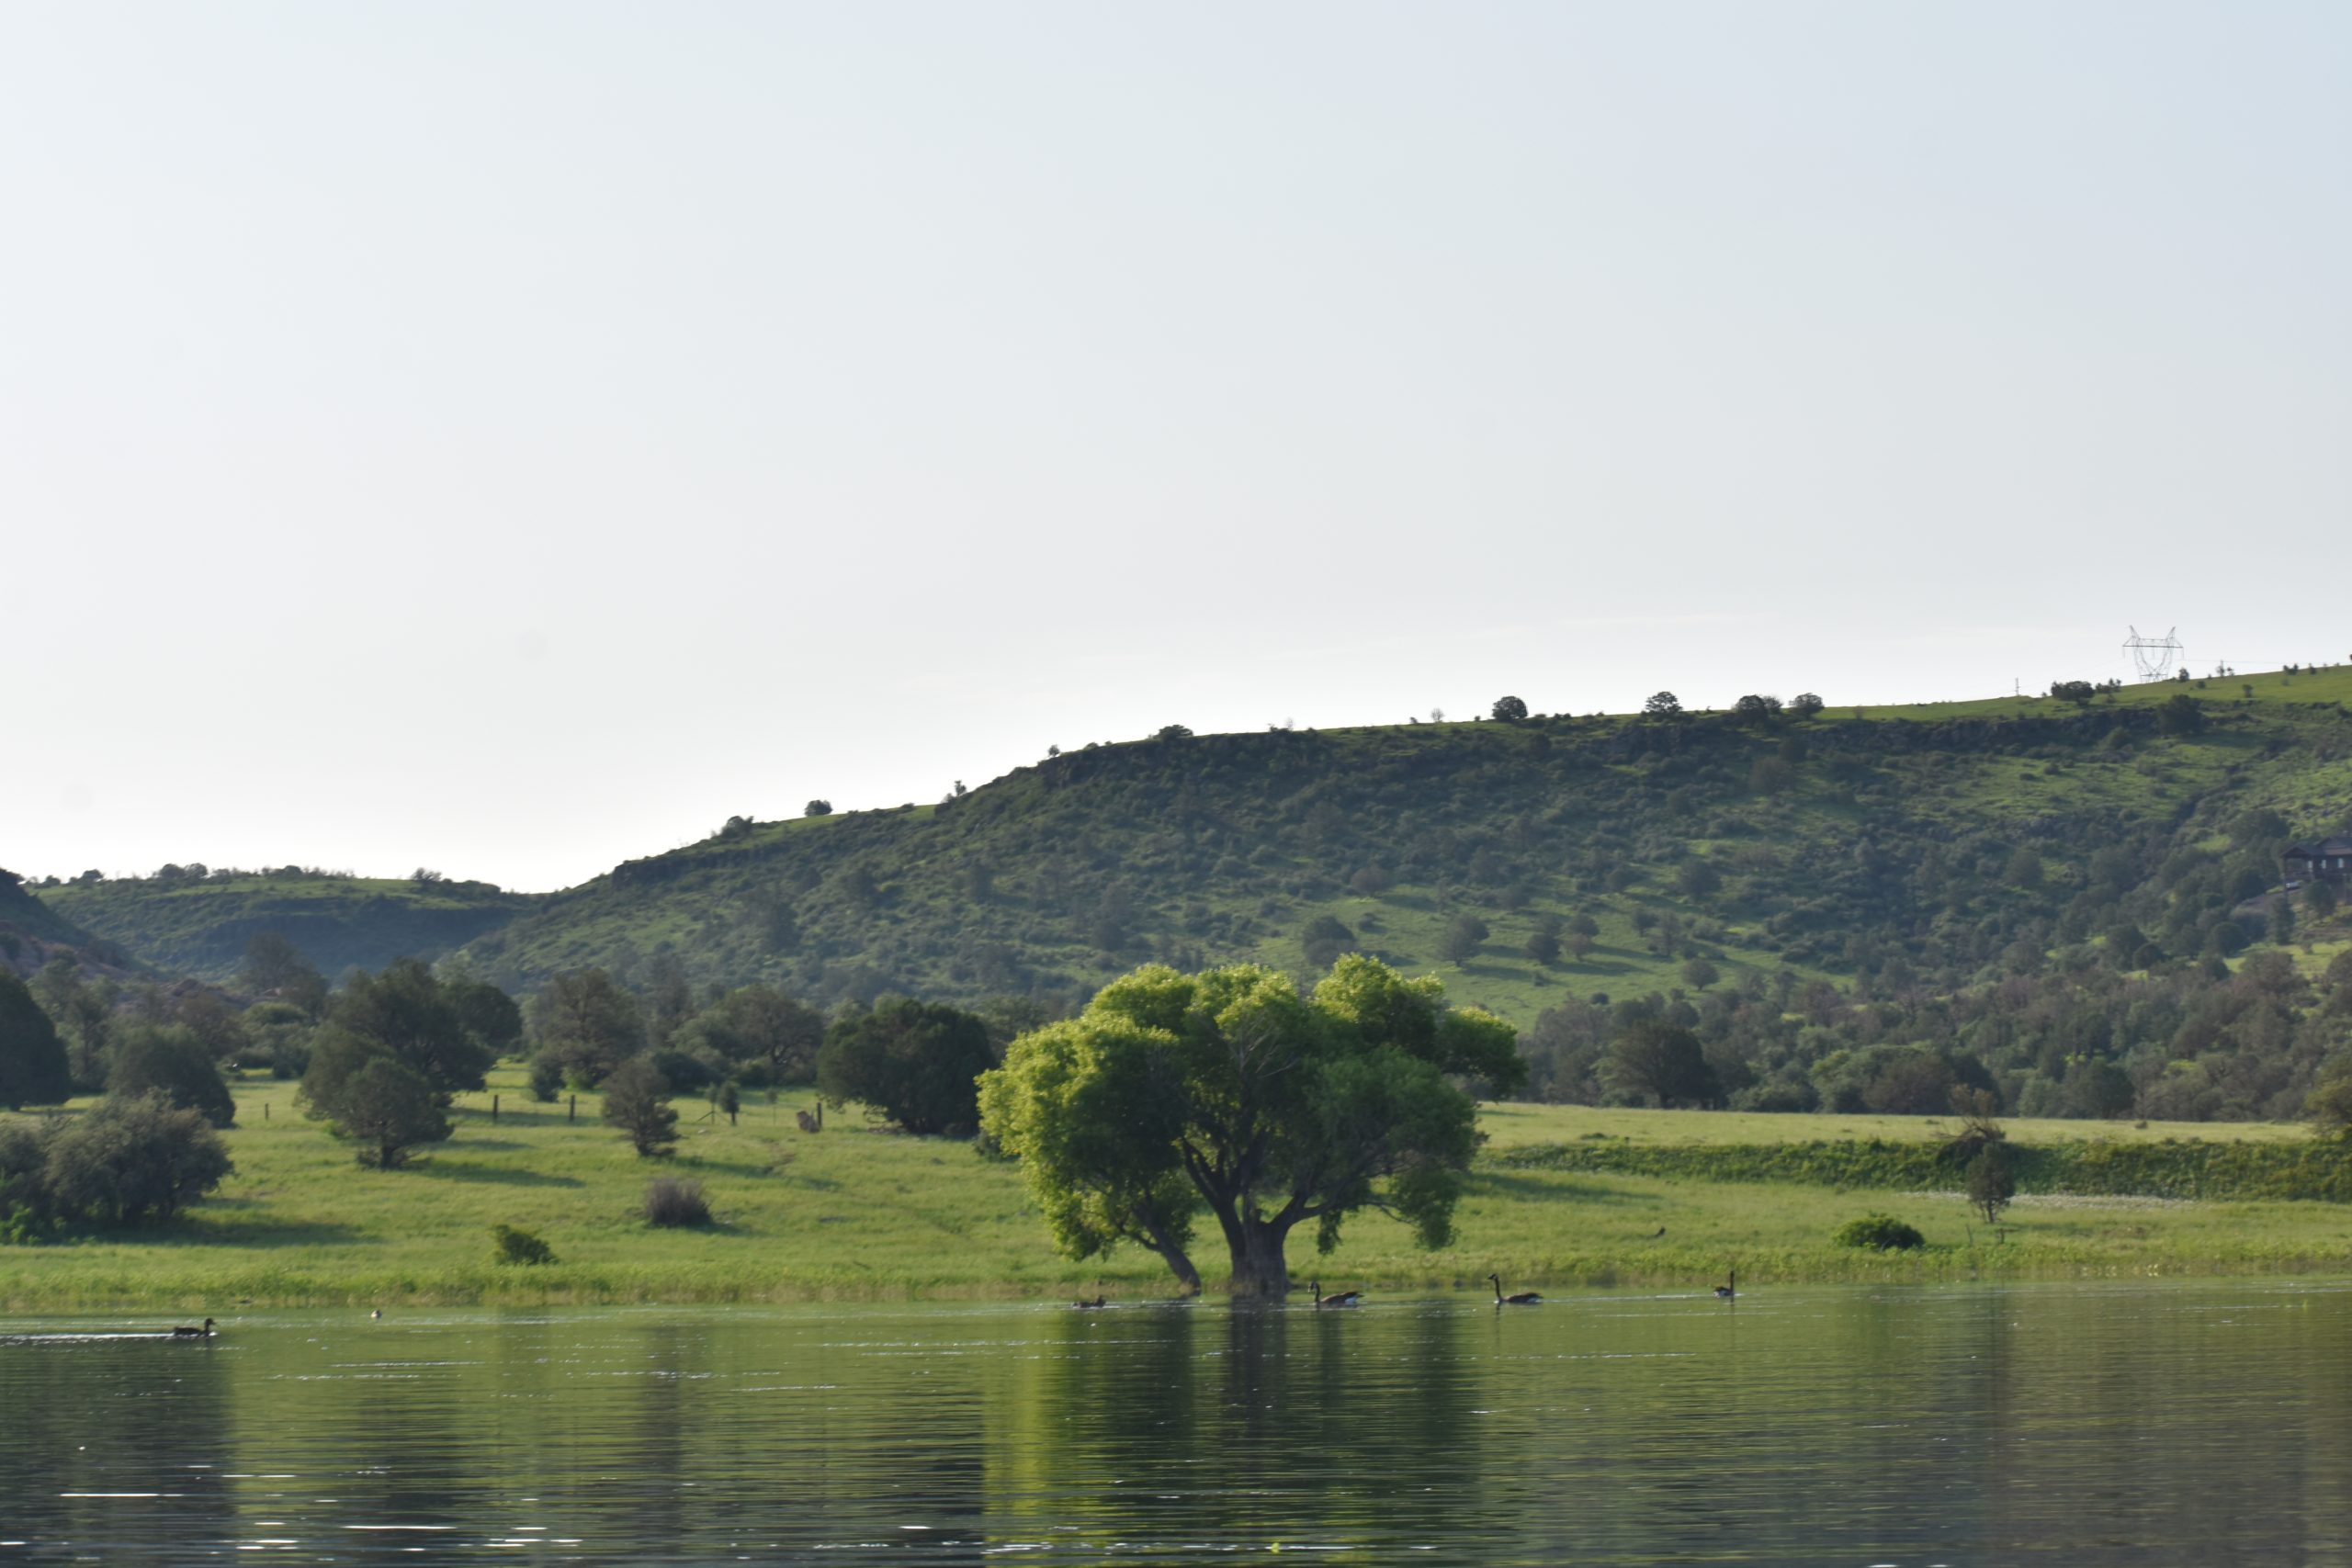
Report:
40,667,2352,1025
44,872,537,983
6,1071,2349,1311
455,668,2352,1022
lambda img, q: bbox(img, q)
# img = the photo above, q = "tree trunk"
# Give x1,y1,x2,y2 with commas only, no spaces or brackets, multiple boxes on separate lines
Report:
1223,1213,1295,1299
1148,1233,1204,1296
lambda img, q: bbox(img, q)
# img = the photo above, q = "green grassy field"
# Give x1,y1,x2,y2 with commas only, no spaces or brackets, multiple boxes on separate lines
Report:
6,1071,2352,1311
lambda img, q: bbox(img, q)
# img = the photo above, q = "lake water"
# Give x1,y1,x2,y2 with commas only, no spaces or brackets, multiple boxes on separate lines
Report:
5,1280,2352,1565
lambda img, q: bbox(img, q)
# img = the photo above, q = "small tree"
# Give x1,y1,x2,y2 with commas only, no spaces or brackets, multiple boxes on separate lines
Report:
1733,694,1782,721
1789,692,1825,718
1491,695,1529,722
1523,928,1561,965
805,799,833,817
2305,1056,2352,1140
492,1224,555,1265
602,1058,680,1156
1643,691,1682,718
1966,1146,2017,1225
300,1030,454,1168
1440,914,1490,965
2156,694,2206,737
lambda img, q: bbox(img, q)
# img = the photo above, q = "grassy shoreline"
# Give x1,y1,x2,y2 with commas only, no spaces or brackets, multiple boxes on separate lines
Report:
6,1074,2351,1311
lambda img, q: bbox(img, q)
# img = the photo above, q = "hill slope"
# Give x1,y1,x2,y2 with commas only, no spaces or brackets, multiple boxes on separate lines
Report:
44,873,537,983
452,671,2352,1022
45,670,2352,1022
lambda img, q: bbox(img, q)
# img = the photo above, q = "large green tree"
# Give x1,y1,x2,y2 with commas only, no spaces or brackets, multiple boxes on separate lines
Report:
978,955,1522,1298
820,998,994,1134
529,968,645,1086
299,1030,453,1167
107,1024,237,1127
330,958,493,1100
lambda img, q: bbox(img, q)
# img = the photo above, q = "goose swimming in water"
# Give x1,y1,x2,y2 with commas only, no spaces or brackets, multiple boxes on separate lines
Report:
170,1318,216,1339
1309,1280,1363,1308
1713,1270,1736,1300
1072,1294,1106,1309
1488,1274,1541,1305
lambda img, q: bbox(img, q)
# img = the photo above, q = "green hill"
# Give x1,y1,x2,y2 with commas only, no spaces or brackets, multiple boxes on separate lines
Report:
43,872,537,983
0,868,117,978
43,669,2352,1026
455,670,2350,1022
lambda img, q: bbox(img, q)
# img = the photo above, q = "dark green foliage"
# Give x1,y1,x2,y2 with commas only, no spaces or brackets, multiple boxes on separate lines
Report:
491,1223,555,1265
1491,695,1529,722
1789,693,1826,718
643,1176,711,1227
0,971,72,1110
1604,1021,1720,1108
1643,691,1681,716
0,1121,53,1238
1967,1146,2018,1223
819,998,995,1135
600,1057,679,1156
527,1052,564,1102
1439,914,1489,965
2157,694,2206,737
107,1025,236,1128
40,1093,233,1226
805,799,832,817
1834,1213,1926,1250
669,985,825,1086
1498,1135,2352,1203
330,958,494,1099
530,969,644,1087
447,977,525,1057
300,1030,453,1168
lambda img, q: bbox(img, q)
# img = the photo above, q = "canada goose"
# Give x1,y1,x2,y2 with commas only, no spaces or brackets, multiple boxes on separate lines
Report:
1488,1274,1541,1305
1309,1280,1363,1308
170,1318,216,1339
1072,1294,1106,1309
1714,1270,1736,1300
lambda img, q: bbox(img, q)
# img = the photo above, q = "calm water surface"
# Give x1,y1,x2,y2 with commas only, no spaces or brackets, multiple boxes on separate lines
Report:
6,1280,2352,1565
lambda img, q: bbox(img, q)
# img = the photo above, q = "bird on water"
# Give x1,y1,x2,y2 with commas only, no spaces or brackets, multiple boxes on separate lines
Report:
1714,1271,1736,1300
170,1318,216,1339
1073,1294,1106,1309
1309,1280,1363,1308
1488,1274,1541,1305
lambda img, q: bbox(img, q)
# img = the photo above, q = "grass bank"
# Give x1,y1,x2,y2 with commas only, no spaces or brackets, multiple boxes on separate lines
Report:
6,1077,2351,1311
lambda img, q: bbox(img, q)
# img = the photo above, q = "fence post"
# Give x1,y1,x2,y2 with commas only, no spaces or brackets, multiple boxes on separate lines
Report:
492,1093,500,1125
569,1094,577,1124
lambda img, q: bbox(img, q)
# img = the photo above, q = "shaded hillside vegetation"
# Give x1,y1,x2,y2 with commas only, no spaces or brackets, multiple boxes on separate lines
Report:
445,671,2352,1029
44,870,533,982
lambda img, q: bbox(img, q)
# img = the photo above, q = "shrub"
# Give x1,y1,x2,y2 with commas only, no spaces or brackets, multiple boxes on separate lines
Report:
42,1092,234,1226
491,1223,555,1265
1967,1147,2018,1224
528,1052,564,1102
300,1032,452,1168
0,971,72,1111
644,1176,711,1227
1833,1213,1925,1251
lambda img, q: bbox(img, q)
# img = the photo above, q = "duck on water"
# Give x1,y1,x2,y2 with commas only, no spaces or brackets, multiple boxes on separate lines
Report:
170,1318,217,1339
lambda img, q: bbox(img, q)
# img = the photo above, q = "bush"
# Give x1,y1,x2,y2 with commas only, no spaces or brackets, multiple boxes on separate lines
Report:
491,1223,555,1265
1833,1213,1925,1251
42,1092,234,1227
0,971,72,1111
644,1176,712,1227
1967,1147,2018,1224
528,1052,564,1103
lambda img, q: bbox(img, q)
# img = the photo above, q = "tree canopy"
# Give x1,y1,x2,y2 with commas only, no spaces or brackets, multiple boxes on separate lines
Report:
0,971,72,1111
819,998,994,1135
978,955,1522,1297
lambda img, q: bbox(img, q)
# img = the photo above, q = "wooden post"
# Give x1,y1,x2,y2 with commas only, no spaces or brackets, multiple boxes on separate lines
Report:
491,1093,500,1124
569,1094,577,1123
263,1102,269,1122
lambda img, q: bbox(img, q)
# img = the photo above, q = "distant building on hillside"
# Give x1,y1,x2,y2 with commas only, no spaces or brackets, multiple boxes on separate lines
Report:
2282,836,2352,887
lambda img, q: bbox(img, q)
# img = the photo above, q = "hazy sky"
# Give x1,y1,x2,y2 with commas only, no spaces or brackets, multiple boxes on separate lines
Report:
6,2,2347,892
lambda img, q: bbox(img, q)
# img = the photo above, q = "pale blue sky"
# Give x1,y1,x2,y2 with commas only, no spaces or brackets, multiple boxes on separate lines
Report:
5,2,2346,890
